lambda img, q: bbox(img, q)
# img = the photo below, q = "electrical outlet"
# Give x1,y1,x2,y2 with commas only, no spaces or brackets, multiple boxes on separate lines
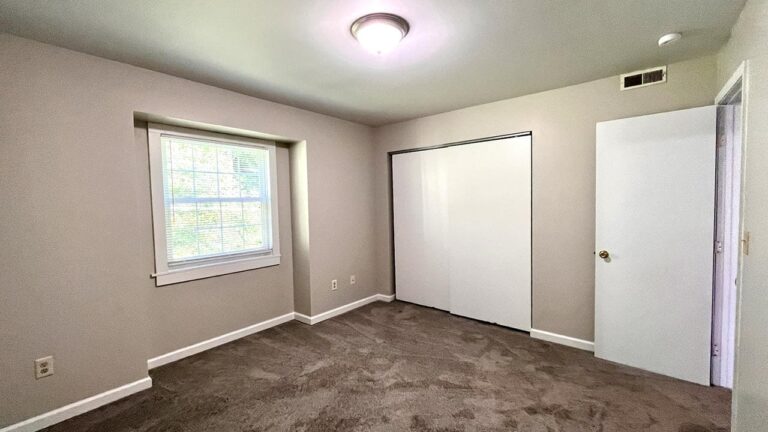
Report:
331,279,338,290
35,356,54,379
350,275,356,285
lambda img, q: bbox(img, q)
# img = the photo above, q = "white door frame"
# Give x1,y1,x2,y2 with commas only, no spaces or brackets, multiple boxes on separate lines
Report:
711,61,748,388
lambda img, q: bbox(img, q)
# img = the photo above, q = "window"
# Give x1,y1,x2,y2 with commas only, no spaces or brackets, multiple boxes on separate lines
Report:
148,123,280,285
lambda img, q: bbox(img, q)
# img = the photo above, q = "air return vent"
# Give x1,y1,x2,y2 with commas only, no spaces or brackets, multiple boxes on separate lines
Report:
620,66,667,91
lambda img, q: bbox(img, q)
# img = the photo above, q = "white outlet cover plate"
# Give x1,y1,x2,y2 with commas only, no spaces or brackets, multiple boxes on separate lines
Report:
35,356,54,379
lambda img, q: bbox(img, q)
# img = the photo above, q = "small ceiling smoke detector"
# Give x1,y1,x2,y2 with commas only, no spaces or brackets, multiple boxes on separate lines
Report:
658,33,682,47
351,13,409,55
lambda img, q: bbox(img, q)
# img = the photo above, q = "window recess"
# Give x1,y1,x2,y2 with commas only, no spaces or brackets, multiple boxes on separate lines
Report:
147,123,280,286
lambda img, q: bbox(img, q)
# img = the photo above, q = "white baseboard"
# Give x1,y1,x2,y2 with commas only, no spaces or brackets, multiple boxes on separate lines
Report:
4,295,398,431
150,294,395,367
147,312,295,369
0,377,152,432
293,311,312,324
530,328,595,352
295,293,395,325
377,293,396,302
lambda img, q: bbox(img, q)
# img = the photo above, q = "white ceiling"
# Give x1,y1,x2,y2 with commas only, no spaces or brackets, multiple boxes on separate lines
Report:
0,0,746,126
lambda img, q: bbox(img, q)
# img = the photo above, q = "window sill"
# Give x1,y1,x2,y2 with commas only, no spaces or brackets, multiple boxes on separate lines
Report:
153,254,281,286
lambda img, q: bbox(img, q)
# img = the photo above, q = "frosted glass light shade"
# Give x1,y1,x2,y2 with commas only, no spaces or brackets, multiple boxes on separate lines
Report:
351,13,409,54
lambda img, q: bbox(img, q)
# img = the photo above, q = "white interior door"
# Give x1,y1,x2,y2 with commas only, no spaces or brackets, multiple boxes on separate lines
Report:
595,106,716,385
392,135,531,330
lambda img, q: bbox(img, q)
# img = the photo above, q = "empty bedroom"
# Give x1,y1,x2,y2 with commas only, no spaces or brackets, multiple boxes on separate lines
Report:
1,1,767,431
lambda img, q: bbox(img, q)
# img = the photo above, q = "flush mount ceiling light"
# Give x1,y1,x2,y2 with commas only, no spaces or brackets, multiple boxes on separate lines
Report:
351,13,410,55
658,32,682,47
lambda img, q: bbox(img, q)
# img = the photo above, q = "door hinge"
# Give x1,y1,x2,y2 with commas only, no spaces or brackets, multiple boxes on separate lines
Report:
742,231,751,256
715,240,723,254
712,344,720,357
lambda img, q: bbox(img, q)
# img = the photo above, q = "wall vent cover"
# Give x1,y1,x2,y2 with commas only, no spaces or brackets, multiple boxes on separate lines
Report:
620,66,667,91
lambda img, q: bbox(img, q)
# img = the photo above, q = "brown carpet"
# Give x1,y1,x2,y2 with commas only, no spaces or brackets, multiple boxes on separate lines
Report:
45,301,730,431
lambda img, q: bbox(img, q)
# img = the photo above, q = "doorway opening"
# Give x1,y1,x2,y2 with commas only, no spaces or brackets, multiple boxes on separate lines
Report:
711,68,745,389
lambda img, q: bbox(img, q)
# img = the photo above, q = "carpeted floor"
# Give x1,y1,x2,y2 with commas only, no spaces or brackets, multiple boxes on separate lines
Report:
45,301,731,432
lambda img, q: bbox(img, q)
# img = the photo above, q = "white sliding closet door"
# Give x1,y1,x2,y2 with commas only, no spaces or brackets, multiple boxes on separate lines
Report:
392,135,532,331
392,149,451,311
445,137,532,329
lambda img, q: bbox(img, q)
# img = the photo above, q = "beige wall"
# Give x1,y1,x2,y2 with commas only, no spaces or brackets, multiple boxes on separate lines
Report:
304,121,377,315
132,124,296,358
373,55,717,341
716,0,768,429
0,34,377,426
290,140,313,316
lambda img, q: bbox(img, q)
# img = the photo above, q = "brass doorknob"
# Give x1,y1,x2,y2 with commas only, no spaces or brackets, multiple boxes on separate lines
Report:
598,250,610,259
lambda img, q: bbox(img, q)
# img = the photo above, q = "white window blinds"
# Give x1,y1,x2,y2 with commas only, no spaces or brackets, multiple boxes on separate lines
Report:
160,134,273,266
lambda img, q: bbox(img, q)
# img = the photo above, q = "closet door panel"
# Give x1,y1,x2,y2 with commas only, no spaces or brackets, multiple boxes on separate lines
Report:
392,150,451,311
392,134,531,331
446,136,532,330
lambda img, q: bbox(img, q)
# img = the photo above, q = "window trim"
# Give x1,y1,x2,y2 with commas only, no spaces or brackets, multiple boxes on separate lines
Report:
147,123,280,286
